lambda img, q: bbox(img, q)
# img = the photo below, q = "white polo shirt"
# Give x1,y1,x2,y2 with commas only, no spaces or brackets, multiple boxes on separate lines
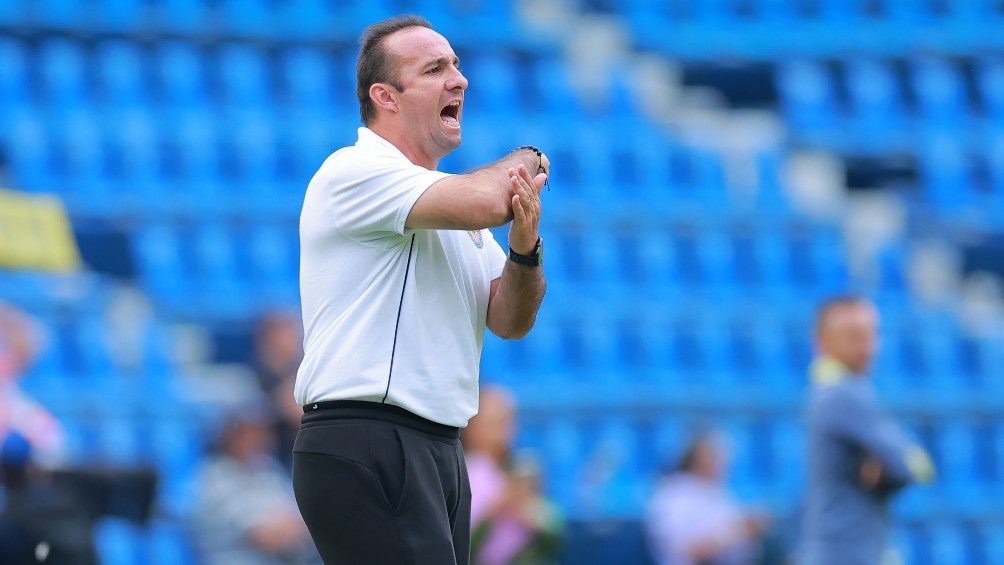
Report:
295,127,507,427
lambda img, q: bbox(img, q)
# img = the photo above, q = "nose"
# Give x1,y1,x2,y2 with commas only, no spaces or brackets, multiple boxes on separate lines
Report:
447,66,468,91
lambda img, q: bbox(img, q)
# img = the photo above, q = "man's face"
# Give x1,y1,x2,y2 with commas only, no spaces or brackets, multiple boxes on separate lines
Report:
381,27,467,164
817,302,880,375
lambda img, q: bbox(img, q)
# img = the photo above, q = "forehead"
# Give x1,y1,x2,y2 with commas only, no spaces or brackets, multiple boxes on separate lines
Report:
383,26,456,66
824,302,878,331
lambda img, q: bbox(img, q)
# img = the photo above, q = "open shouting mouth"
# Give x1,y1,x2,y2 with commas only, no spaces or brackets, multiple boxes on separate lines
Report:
440,100,461,128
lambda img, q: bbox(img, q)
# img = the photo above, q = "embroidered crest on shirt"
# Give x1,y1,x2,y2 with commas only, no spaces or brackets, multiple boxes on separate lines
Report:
468,230,484,249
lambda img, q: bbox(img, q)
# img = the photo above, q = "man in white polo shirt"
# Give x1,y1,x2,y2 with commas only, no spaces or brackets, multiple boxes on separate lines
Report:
291,14,548,565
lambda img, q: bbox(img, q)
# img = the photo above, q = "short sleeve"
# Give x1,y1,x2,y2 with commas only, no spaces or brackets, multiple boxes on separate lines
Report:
327,150,451,244
481,229,508,280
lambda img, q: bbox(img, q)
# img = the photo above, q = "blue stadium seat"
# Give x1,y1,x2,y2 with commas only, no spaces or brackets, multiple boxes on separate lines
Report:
278,113,341,184
157,0,209,34
464,52,521,115
95,40,148,109
881,0,939,22
96,0,148,32
215,43,271,109
106,110,163,208
928,522,970,565
987,133,1004,217
166,110,223,214
932,420,981,503
150,417,205,508
154,42,208,110
0,0,25,25
97,416,145,465
219,0,274,36
776,59,841,136
134,223,191,308
277,0,336,39
95,518,143,565
754,148,790,213
755,229,802,300
816,0,863,21
32,0,90,28
980,524,1004,565
527,55,585,122
224,115,285,214
279,47,333,111
919,133,974,210
37,39,89,109
946,0,1004,22
147,520,195,565
540,420,585,509
245,224,298,306
911,57,969,127
978,57,1004,125
192,223,248,316
48,110,114,214
4,109,51,190
341,0,397,35
845,58,907,149
587,419,651,516
0,38,28,109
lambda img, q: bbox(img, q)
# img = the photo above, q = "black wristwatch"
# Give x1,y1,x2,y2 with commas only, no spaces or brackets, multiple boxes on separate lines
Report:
508,238,543,267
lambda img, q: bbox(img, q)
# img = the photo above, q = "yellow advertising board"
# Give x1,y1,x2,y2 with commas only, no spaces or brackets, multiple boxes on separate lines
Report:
0,188,81,272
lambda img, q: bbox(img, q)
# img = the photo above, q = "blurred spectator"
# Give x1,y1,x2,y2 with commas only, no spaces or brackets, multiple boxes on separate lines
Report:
252,311,303,397
462,385,563,565
0,144,9,187
0,432,97,564
646,431,768,565
191,404,319,565
271,370,302,470
0,432,157,565
253,311,303,468
0,302,65,467
799,296,935,565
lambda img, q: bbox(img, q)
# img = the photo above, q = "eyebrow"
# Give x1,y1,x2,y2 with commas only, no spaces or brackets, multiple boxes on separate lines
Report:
423,56,460,70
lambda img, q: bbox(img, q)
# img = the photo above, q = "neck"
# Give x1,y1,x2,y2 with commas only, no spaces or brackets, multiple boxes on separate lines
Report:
367,123,438,170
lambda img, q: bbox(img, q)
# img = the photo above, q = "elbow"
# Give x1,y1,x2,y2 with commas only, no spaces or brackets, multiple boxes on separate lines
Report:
478,198,512,228
503,316,541,340
468,187,512,228
497,326,531,340
490,319,535,341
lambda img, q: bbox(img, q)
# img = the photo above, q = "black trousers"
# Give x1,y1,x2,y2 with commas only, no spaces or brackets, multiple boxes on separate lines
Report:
292,401,471,565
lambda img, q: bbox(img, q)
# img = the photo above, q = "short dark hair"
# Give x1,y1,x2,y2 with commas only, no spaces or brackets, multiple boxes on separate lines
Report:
814,294,868,336
356,15,432,125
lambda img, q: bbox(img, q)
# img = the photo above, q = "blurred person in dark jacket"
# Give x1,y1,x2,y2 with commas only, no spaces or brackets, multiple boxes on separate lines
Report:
0,432,96,565
799,296,935,565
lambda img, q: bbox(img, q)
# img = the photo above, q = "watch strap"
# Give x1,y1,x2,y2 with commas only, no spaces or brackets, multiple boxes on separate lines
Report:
508,238,542,267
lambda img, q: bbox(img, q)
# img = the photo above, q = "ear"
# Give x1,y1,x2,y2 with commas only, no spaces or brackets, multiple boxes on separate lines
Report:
369,83,398,114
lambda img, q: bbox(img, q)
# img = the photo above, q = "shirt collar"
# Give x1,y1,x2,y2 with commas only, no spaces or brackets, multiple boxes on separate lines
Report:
810,355,851,386
357,127,415,164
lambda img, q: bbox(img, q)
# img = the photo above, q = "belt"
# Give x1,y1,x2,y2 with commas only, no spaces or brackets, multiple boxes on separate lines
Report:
302,399,460,439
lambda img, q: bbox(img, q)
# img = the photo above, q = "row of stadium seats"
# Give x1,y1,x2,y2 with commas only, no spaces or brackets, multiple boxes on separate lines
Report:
21,358,1004,522
3,113,794,217
778,57,1004,128
614,3,1004,59
0,0,527,45
0,38,563,117
587,0,1004,22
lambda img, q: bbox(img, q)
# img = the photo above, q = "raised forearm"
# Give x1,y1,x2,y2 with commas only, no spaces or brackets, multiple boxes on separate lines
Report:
486,260,546,340
407,149,544,230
